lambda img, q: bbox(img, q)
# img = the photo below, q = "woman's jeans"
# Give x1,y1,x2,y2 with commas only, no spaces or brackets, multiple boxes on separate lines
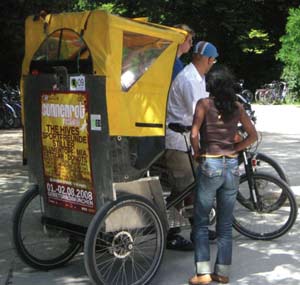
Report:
193,157,239,277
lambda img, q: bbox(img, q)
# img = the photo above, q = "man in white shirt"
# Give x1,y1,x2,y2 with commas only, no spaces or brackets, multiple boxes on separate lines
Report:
165,41,219,250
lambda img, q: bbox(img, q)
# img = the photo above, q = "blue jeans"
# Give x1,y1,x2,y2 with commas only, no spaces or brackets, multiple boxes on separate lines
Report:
193,157,239,277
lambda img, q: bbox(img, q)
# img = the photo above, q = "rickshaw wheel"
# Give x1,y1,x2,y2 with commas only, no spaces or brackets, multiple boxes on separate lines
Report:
84,194,166,285
12,185,82,270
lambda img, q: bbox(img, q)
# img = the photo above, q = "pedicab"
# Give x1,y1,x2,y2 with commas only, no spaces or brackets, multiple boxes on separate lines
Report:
13,9,187,285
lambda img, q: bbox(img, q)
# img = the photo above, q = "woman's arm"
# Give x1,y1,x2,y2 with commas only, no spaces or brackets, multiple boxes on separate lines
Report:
190,99,206,160
234,104,258,152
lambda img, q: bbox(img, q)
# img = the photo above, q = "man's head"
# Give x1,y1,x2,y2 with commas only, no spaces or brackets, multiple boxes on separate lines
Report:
174,24,195,56
192,41,218,74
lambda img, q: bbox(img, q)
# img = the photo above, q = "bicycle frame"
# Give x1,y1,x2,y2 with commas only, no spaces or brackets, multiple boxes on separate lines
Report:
165,123,263,214
240,150,261,211
165,126,197,210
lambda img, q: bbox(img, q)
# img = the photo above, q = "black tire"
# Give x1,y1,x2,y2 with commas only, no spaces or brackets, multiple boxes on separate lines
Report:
239,151,289,209
12,104,22,128
233,172,298,240
254,90,260,102
238,151,289,183
4,107,15,128
265,90,274,104
0,109,4,128
253,152,289,184
12,185,82,270
84,194,166,285
13,115,21,128
242,89,254,102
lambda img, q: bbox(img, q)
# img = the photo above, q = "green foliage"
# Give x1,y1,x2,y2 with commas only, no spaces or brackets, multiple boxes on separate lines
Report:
72,1,127,14
72,0,101,11
277,7,300,97
240,29,275,54
0,0,299,90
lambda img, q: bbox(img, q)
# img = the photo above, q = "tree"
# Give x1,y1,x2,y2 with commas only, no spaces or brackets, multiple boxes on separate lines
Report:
0,1,74,85
277,7,300,96
0,0,298,89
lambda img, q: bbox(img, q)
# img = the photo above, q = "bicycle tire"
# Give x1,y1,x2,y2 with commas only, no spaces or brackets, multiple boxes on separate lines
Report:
4,107,15,128
257,90,266,103
242,89,254,102
84,194,166,285
12,185,82,270
259,89,271,104
239,151,289,209
0,109,4,128
253,152,289,184
233,172,298,240
254,90,261,102
239,152,289,183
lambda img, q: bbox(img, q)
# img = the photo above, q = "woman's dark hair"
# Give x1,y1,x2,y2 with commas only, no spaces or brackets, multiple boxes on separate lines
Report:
206,66,237,119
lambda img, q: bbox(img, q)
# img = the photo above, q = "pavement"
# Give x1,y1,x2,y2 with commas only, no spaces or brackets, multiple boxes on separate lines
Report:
0,104,300,285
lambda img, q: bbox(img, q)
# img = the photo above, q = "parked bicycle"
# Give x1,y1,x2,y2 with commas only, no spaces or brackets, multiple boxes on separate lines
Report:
0,82,21,129
255,81,288,104
235,79,254,103
166,122,297,241
235,91,289,181
151,92,292,238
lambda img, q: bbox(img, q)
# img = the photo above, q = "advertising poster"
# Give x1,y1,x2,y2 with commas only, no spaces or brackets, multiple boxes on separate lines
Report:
41,92,95,214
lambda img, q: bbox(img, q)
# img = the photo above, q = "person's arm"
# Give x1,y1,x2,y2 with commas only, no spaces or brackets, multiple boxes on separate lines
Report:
172,58,184,81
190,100,206,161
234,104,258,152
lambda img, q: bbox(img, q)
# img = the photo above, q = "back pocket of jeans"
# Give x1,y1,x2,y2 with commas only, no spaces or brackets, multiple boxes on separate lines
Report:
230,166,240,177
200,164,222,178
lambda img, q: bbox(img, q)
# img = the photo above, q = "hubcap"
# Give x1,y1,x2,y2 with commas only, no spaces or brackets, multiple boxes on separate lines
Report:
112,231,133,258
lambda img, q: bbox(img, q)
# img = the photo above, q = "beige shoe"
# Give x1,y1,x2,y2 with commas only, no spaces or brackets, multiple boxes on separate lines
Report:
211,273,229,284
189,274,212,285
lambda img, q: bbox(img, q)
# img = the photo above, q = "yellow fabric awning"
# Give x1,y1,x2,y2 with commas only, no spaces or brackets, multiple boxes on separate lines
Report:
22,10,186,136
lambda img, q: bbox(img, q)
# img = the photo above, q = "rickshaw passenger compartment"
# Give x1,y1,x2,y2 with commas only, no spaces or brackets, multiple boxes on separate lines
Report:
23,73,168,229
112,176,168,231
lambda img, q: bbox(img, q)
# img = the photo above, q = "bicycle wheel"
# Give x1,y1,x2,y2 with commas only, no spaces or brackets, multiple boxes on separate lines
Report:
242,89,254,102
13,185,82,270
4,107,15,128
84,194,166,285
233,172,298,240
254,90,261,102
253,152,289,184
0,108,4,128
239,151,289,209
239,152,289,183
259,89,272,104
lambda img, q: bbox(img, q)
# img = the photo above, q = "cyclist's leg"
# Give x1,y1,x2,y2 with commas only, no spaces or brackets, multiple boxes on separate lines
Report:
165,149,195,205
165,149,194,250
165,150,194,190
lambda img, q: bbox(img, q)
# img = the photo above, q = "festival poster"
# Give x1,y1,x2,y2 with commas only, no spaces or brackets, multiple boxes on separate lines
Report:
41,92,96,214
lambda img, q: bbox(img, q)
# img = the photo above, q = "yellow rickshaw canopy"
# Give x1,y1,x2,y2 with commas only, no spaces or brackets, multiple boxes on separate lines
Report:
22,10,186,136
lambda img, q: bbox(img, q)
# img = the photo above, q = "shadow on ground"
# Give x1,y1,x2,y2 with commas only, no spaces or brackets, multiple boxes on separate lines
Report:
1,129,299,285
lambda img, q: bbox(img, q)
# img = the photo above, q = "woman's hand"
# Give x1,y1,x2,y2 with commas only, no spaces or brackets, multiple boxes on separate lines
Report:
234,132,243,143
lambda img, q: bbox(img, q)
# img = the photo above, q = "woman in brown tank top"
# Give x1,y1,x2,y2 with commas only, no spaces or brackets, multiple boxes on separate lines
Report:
188,67,257,285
